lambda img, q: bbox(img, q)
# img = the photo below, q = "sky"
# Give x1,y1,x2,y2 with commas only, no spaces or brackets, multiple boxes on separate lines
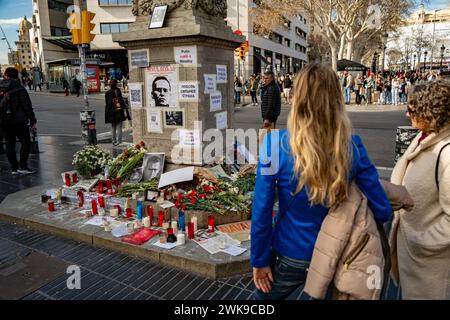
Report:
0,0,449,65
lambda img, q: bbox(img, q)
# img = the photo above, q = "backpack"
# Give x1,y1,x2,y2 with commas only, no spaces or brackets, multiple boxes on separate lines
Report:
0,87,22,127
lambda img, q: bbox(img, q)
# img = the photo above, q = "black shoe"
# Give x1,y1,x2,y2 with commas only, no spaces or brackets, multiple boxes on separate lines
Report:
0,149,5,154
17,168,37,175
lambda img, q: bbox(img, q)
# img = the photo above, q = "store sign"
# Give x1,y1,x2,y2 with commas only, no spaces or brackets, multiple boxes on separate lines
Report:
69,58,101,65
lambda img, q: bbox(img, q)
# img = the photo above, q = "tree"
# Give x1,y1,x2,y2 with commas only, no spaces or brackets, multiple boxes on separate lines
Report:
252,0,414,70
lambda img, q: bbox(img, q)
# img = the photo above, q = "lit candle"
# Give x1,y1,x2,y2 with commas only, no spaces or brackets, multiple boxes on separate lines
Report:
91,199,98,215
171,221,178,234
143,216,151,228
187,222,195,239
158,211,164,227
162,222,170,230
98,195,105,208
136,201,143,220
177,232,186,245
191,216,198,232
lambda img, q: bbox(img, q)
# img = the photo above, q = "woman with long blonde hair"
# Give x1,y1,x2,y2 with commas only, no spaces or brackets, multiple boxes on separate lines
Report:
251,63,392,299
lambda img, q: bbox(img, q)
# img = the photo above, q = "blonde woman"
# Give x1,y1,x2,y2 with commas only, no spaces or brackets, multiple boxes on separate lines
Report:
251,63,391,300
390,80,450,299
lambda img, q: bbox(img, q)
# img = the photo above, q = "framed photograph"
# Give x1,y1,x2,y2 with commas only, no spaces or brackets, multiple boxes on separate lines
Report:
145,65,179,108
129,49,149,69
147,109,163,133
129,167,144,183
128,83,143,108
149,5,168,29
145,190,160,202
142,153,165,181
164,109,184,128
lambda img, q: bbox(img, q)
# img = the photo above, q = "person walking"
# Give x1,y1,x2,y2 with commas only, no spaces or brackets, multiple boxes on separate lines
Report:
260,70,281,129
390,80,450,299
391,76,400,105
72,76,81,97
105,79,128,147
354,74,363,105
345,72,354,104
251,63,392,300
0,67,37,175
63,79,69,96
250,76,259,106
234,76,243,105
282,74,293,104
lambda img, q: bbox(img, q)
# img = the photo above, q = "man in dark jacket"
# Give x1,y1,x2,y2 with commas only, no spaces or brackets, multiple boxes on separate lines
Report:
0,67,37,175
260,70,281,128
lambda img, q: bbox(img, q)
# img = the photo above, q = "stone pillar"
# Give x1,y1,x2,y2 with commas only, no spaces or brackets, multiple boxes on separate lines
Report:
113,0,243,166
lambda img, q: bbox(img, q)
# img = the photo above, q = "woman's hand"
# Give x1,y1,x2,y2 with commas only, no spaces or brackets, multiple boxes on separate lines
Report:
253,267,274,293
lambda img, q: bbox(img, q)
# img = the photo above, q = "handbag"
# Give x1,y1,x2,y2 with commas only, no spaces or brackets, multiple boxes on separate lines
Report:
112,89,122,111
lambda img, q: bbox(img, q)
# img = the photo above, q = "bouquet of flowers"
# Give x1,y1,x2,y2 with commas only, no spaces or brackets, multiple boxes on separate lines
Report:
108,141,147,179
72,145,113,178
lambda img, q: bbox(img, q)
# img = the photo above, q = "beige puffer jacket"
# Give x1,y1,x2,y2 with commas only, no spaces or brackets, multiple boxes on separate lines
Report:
304,181,412,300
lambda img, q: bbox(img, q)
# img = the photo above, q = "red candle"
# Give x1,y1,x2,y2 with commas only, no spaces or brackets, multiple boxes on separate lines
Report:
158,211,165,227
64,173,71,187
97,180,103,194
126,208,132,219
72,172,78,184
106,179,112,194
167,227,174,235
91,199,98,215
98,195,105,208
187,222,195,239
114,205,122,215
77,191,84,208
47,200,55,212
147,205,154,221
207,215,215,233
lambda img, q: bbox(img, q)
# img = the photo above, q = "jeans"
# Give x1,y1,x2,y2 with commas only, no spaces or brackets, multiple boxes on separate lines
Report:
384,90,392,104
4,124,31,171
345,87,352,104
111,122,123,145
234,90,241,104
254,250,311,300
250,90,258,103
392,88,399,105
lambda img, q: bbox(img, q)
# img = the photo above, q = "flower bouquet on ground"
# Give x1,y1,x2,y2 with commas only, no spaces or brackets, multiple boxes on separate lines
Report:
108,141,147,180
72,145,113,178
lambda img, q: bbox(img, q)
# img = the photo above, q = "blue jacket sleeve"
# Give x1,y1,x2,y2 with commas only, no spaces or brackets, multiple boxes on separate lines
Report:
352,135,392,223
250,132,278,268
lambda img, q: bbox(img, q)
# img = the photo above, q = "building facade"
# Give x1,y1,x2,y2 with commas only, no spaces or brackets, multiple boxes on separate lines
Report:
15,17,34,73
226,0,309,79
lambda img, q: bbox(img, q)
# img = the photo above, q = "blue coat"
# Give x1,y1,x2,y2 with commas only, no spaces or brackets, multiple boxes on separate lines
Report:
250,130,392,268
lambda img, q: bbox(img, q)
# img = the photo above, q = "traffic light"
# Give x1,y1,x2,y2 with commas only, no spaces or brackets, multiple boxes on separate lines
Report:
81,10,96,44
235,47,241,59
69,11,81,45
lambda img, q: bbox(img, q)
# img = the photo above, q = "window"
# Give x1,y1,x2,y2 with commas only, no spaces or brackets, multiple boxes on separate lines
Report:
296,27,307,39
48,0,69,13
271,32,283,44
284,38,291,48
100,23,129,33
50,26,70,36
295,43,307,53
98,0,132,5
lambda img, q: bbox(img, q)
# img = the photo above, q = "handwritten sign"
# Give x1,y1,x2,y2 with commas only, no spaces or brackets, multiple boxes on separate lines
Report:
175,46,197,65
215,111,227,130
210,91,222,112
216,65,227,83
204,74,216,94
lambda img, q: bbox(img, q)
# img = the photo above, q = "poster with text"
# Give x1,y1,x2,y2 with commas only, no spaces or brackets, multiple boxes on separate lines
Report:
215,111,227,130
147,109,163,133
216,65,227,83
174,46,197,65
178,81,199,102
129,49,149,69
129,83,143,108
146,65,178,108
179,129,201,148
204,74,216,94
210,91,222,112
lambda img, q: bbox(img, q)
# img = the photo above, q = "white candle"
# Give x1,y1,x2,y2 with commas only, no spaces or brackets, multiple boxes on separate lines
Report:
191,216,198,232
162,222,170,230
143,217,151,228
171,221,178,234
177,232,185,245
109,208,119,217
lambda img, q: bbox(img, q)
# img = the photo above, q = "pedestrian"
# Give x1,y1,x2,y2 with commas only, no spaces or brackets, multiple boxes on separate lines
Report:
27,78,32,90
0,67,37,175
282,74,292,104
105,78,128,147
390,80,450,299
72,76,81,97
63,79,69,96
260,70,281,130
234,76,242,105
250,76,259,106
354,74,363,105
383,76,392,105
345,72,354,104
391,76,400,105
364,75,374,105
251,63,392,300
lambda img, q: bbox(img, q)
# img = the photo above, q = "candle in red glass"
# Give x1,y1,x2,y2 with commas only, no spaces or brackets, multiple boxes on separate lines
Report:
97,180,103,194
77,190,84,208
98,195,105,208
187,222,195,239
207,215,215,233
147,205,153,221
158,211,164,227
47,200,55,212
106,179,112,194
126,208,132,219
91,199,98,215
64,173,71,187
114,205,121,215
72,172,78,184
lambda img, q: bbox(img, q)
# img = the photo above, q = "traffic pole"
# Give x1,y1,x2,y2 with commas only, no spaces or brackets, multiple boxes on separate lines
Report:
79,44,97,145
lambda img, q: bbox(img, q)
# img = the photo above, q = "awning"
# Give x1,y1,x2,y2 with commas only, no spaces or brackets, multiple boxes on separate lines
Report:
337,59,368,71
42,36,78,51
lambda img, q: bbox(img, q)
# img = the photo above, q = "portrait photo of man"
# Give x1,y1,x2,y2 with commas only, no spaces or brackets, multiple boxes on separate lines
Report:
142,153,165,181
165,111,183,127
151,76,171,107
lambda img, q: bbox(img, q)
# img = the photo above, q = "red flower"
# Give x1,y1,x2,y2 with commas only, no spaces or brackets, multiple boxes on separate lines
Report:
182,204,186,210
139,140,146,147
191,197,197,205
199,194,206,199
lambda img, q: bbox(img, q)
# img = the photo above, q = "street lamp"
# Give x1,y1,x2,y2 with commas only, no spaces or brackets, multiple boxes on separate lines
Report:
424,50,428,72
413,53,417,71
440,44,446,72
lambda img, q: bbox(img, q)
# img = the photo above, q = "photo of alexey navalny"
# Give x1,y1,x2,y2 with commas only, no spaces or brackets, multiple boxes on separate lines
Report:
142,153,165,181
165,111,183,127
151,77,171,107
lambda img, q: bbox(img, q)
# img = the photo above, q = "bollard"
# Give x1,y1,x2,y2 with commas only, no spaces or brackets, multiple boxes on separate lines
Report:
394,126,419,163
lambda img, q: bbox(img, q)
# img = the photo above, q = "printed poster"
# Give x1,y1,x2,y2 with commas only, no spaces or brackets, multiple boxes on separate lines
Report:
146,65,178,108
